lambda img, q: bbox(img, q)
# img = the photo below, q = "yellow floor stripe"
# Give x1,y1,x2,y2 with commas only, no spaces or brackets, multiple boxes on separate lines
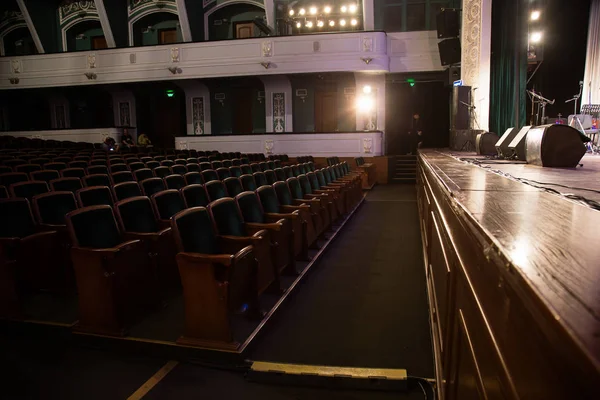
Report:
127,360,179,400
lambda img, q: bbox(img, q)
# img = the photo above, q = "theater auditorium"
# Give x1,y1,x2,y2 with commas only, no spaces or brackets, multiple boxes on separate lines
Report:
1,0,599,399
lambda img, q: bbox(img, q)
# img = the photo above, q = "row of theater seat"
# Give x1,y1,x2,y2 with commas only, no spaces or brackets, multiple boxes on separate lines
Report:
0,157,365,347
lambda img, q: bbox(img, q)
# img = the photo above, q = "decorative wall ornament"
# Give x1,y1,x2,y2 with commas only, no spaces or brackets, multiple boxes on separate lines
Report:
362,37,373,52
119,102,131,126
313,41,320,52
0,11,24,32
363,138,373,154
360,57,373,65
295,89,308,103
264,140,274,154
262,41,272,57
84,72,97,80
260,62,272,69
461,0,482,88
11,60,21,74
129,0,176,13
87,53,96,69
59,1,97,23
177,140,188,150
130,53,136,64
272,93,285,133
171,47,180,63
192,97,205,135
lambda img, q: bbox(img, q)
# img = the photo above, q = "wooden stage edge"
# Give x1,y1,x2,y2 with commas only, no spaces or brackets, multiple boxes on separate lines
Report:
417,149,600,399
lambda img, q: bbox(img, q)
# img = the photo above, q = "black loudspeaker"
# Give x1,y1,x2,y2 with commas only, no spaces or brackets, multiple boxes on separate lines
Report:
451,86,470,130
446,66,461,86
436,9,460,38
476,132,500,155
525,124,587,167
438,38,461,66
495,127,519,157
507,126,532,160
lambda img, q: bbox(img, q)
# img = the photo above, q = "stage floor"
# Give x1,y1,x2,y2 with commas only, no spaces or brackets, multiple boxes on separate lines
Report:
446,152,600,206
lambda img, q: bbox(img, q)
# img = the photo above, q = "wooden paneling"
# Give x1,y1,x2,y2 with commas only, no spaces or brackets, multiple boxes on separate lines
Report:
417,150,600,399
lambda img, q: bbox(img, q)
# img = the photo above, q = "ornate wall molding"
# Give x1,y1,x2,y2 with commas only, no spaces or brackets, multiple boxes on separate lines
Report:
128,0,177,17
272,92,285,132
59,1,97,24
461,0,481,88
192,97,205,134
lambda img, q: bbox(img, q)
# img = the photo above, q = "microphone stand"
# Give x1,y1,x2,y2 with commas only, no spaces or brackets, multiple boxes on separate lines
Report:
527,90,554,125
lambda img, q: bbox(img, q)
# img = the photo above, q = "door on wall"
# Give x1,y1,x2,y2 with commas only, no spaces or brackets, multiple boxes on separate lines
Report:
235,22,254,39
234,90,253,134
159,28,177,44
315,91,338,132
91,36,108,50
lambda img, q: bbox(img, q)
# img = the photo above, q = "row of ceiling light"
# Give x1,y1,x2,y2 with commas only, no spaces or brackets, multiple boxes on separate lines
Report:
296,18,358,28
288,4,359,17
289,4,360,29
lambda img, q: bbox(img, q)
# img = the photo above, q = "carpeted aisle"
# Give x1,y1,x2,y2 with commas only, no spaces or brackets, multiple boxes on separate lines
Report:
250,185,434,378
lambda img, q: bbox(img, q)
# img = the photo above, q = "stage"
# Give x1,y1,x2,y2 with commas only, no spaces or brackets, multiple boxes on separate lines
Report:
417,149,600,399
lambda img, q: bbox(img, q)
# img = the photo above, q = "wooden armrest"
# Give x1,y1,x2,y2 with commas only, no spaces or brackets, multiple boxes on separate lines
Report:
21,230,58,243
123,228,171,243
280,204,309,213
38,223,67,232
246,222,283,232
71,240,143,260
176,252,234,267
265,212,299,221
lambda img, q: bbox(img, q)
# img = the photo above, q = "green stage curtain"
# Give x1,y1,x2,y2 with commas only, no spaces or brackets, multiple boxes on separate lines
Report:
490,0,527,136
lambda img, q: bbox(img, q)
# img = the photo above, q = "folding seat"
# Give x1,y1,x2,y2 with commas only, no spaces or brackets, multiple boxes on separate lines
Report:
73,156,90,162
208,155,220,163
170,206,259,347
68,160,88,170
134,168,153,182
32,190,78,230
198,157,209,163
166,155,177,161
111,181,140,201
274,160,282,169
186,163,200,172
44,162,67,172
181,184,210,208
222,160,232,168
229,166,242,178
0,198,60,291
257,185,311,257
0,166,12,174
125,157,139,165
186,158,198,164
216,167,230,181
109,164,129,174
267,161,275,170
250,163,261,173
292,165,302,176
89,159,108,167
283,166,294,178
174,159,187,166
153,166,171,178
328,165,361,206
223,177,244,197
322,167,355,204
9,181,49,201
140,157,153,163
0,172,29,187
15,164,41,174
30,157,51,166
140,177,166,197
165,174,186,190
240,164,252,175
154,155,166,162
76,186,114,207
61,167,86,179
253,171,268,187
0,186,7,198
109,157,125,166
115,196,178,288
31,169,60,184
171,164,187,175
50,177,83,193
211,161,223,170
161,160,175,168
151,189,186,228
265,170,278,185
259,154,266,161
199,162,211,171
128,162,145,172
274,168,287,182
235,192,295,275
240,157,250,165
208,198,276,294
82,174,109,188
306,162,315,172
285,177,329,234
240,174,257,191
299,174,340,221
65,205,154,335
146,160,160,170
202,169,219,183
4,159,26,169
205,180,229,202
231,158,241,166
111,171,135,185
87,165,108,175
184,171,203,186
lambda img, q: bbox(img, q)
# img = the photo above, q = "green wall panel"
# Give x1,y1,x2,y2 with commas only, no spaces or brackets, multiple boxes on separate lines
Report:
26,0,61,53
103,0,129,47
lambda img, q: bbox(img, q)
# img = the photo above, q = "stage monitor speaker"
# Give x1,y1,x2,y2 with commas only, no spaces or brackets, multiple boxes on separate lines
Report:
525,124,587,167
507,126,531,160
438,38,461,66
436,9,460,38
495,127,519,157
451,86,470,130
476,132,500,155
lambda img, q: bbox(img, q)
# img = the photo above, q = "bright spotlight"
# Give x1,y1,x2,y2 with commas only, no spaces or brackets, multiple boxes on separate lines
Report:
296,22,302,28
530,31,543,43
310,6,317,15
530,10,541,21
329,20,335,27
317,20,324,28
351,19,358,26
341,5,347,13
349,4,357,13
299,8,306,15
363,85,372,94
356,95,374,113
306,21,313,28
289,9,294,16
340,19,346,26
324,6,332,14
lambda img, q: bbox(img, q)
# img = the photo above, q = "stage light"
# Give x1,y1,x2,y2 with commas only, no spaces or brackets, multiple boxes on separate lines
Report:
299,8,306,15
310,6,317,15
306,21,313,28
289,9,294,16
296,22,302,28
363,85,372,94
530,31,543,43
329,20,335,27
349,4,357,13
351,19,358,26
340,19,346,26
341,5,347,13
356,95,374,113
324,6,332,14
317,20,324,27
531,10,540,21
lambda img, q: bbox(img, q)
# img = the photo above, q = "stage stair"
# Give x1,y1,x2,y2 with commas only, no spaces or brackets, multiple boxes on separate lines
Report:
390,155,417,184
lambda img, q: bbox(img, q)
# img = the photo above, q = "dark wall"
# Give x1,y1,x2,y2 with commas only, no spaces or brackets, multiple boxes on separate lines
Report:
291,76,316,132
103,0,129,48
2,89,51,131
184,0,205,41
3,27,37,56
26,0,61,53
66,87,113,129
209,78,265,134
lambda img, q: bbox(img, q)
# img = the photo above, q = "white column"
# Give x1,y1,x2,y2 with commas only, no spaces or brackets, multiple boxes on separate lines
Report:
16,0,44,54
264,0,275,29
175,0,193,42
260,75,293,133
461,0,492,131
362,0,375,31
93,0,116,48
175,81,212,135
